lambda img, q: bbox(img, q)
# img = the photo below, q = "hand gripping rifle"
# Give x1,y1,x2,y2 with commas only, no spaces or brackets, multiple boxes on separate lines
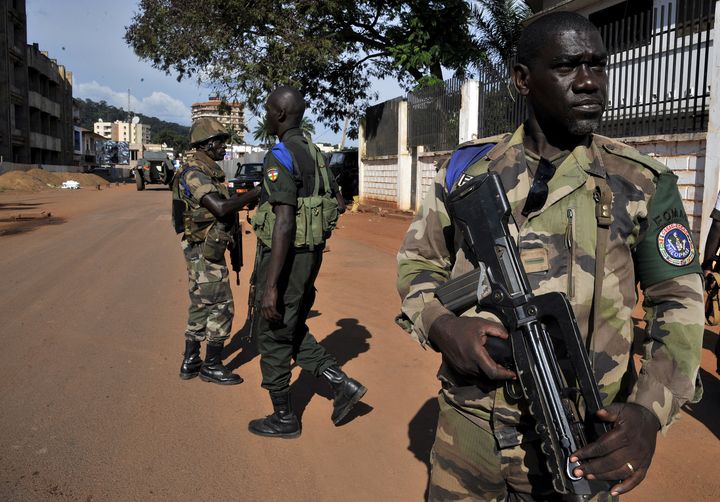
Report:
434,172,612,496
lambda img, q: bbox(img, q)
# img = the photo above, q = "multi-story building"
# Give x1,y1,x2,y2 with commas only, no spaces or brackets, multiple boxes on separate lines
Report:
26,43,74,165
93,119,113,139
0,0,30,164
191,96,245,143
93,119,151,144
0,1,74,166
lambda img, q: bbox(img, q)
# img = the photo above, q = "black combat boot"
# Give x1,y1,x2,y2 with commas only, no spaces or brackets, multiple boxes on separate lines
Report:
248,392,301,438
322,365,367,425
199,342,243,385
179,339,202,380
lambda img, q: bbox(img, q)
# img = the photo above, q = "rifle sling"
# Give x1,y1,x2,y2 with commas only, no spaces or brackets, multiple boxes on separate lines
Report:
590,177,612,361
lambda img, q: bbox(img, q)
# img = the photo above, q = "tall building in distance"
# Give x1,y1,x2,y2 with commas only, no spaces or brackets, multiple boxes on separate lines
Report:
1,1,74,165
191,96,244,143
93,119,151,144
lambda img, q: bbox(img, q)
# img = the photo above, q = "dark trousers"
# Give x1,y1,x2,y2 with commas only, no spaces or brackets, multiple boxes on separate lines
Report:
254,245,336,393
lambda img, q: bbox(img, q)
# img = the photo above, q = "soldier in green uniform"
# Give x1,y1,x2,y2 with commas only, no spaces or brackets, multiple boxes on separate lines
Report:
248,86,367,438
396,12,703,501
173,117,259,385
701,191,720,372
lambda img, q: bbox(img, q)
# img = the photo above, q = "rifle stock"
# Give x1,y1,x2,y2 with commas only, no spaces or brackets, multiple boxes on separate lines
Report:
435,172,612,496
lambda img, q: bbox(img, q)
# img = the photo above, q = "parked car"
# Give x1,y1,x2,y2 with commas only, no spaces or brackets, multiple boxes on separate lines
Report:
228,162,264,196
327,149,358,201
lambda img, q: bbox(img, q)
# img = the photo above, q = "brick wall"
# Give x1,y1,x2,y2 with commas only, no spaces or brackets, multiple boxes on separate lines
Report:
361,158,399,204
627,134,705,242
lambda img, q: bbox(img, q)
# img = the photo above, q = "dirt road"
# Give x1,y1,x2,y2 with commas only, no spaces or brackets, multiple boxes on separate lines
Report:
0,185,717,501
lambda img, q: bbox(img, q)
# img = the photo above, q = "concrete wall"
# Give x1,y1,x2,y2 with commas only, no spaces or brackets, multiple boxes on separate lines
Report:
625,134,705,243
417,150,451,206
361,157,400,205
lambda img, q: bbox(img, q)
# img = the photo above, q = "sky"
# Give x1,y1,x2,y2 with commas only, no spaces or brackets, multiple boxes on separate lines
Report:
25,0,405,146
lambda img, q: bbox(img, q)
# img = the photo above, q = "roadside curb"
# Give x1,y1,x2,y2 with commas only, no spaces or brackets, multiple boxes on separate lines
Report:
354,203,414,220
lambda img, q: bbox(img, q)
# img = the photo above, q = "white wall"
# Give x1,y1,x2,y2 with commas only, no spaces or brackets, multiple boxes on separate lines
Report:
629,134,705,242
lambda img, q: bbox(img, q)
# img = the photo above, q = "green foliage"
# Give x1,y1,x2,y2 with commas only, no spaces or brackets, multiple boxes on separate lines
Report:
125,0,520,139
252,117,316,147
252,118,276,148
77,98,190,152
472,0,531,73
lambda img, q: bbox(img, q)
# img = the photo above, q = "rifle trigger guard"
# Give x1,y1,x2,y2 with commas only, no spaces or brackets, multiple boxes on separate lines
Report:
566,457,583,482
504,379,522,400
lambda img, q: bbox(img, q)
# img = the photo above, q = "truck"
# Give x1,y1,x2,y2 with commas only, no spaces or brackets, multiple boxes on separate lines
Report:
134,151,175,191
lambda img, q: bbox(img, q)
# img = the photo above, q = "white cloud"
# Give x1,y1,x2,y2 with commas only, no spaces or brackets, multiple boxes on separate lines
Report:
75,81,192,125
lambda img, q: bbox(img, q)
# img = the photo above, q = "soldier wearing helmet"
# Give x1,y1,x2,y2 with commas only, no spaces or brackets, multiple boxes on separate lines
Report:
172,116,259,385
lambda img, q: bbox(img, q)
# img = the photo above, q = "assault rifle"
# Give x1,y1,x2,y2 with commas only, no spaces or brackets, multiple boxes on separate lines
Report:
434,172,612,496
229,214,243,285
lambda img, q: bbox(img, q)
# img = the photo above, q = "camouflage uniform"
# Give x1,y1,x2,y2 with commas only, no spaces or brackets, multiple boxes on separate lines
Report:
178,150,235,344
397,125,704,500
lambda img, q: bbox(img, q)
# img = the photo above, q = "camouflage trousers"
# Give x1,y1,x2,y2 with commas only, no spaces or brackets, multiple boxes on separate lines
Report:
253,245,336,393
181,239,234,344
428,395,617,502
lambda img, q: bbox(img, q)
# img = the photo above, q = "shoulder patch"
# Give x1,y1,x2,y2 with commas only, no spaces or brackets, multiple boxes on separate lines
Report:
601,143,669,176
267,167,279,182
445,143,496,189
658,223,695,266
271,143,294,173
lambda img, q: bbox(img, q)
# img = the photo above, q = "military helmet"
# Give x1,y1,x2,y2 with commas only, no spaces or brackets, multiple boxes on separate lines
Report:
190,117,230,146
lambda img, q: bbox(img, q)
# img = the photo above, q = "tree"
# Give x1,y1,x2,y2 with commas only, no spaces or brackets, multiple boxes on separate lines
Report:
300,118,315,139
125,0,497,139
252,116,316,146
472,0,531,75
252,118,276,148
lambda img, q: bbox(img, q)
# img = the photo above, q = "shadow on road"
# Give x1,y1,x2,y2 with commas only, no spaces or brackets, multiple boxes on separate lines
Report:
290,318,373,423
682,328,720,439
408,397,439,501
0,202,43,211
223,316,259,371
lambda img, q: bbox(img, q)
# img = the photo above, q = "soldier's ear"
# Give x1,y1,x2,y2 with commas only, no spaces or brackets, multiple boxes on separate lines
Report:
513,63,530,97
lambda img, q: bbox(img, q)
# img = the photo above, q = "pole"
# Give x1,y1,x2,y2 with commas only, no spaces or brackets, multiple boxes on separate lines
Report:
339,116,349,149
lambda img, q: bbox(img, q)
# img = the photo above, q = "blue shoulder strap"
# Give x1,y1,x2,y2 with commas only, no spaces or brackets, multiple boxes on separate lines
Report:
445,143,496,189
180,166,200,198
271,143,294,173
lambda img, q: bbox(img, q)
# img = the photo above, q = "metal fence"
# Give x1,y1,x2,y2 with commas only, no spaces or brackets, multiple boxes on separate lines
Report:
364,97,403,157
598,0,715,137
408,77,462,152
478,62,527,138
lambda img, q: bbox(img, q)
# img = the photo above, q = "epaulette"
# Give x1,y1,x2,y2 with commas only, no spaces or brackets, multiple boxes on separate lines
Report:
595,135,669,177
445,142,496,189
270,143,294,173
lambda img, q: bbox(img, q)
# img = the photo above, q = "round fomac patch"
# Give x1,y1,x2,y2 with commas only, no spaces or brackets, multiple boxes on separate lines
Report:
657,223,695,266
267,167,279,182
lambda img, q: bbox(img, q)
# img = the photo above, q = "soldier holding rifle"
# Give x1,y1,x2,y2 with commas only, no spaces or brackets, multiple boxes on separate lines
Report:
396,12,703,501
173,117,259,385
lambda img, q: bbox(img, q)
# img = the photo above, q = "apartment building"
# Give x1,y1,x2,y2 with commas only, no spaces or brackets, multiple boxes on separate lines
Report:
0,0,30,163
94,119,151,144
191,96,244,143
94,119,113,139
0,1,74,165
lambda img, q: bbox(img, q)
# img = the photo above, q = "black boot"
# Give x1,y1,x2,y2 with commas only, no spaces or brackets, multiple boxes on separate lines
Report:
248,392,301,438
323,365,367,425
199,342,243,385
179,339,202,380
